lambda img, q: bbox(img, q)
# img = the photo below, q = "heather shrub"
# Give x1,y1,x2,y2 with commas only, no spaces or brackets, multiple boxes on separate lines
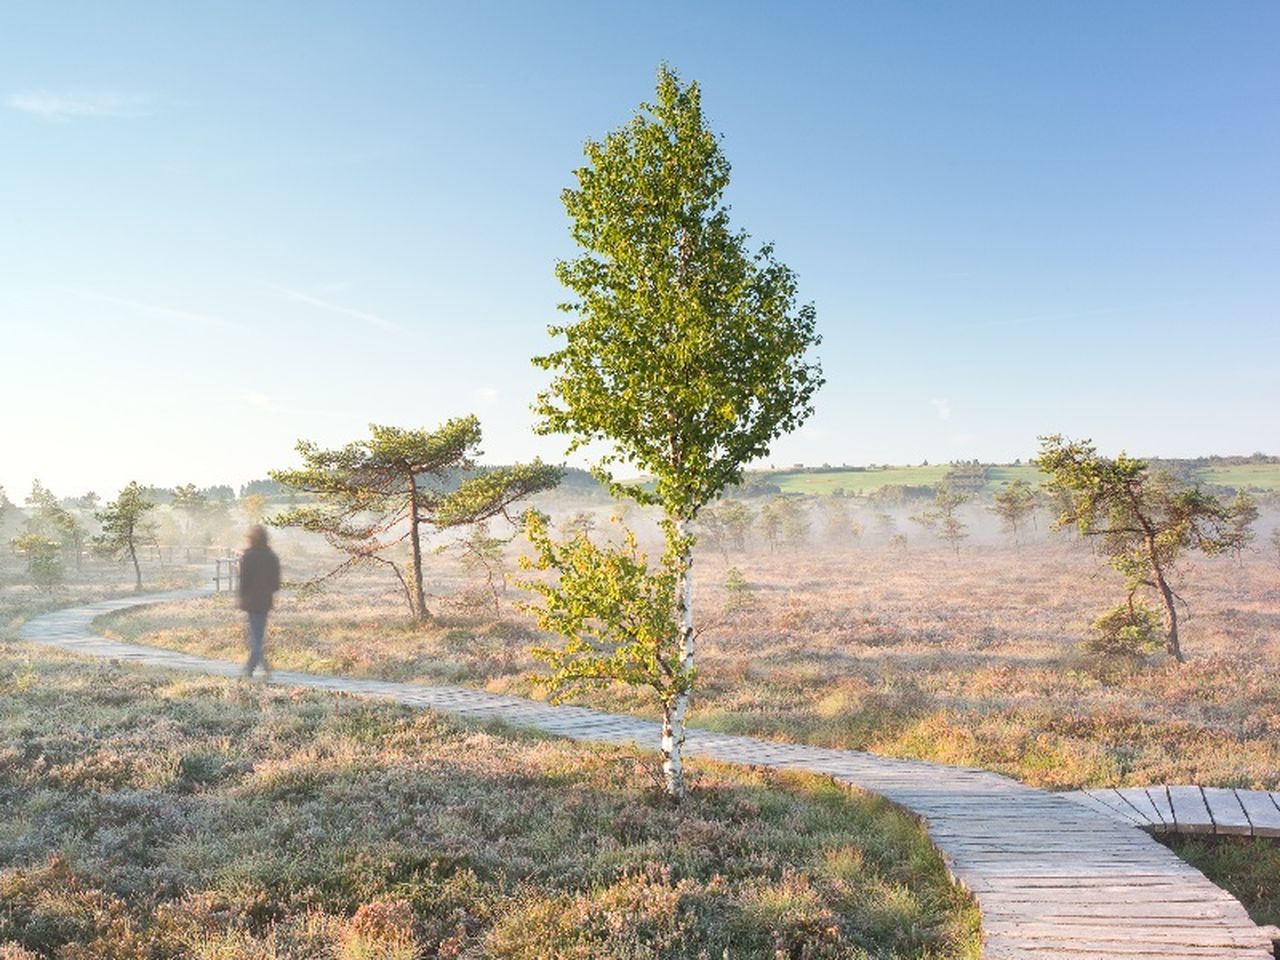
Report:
1087,602,1163,658
0,596,980,960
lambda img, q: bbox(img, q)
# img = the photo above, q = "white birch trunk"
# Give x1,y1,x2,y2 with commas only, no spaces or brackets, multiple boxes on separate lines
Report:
663,519,695,798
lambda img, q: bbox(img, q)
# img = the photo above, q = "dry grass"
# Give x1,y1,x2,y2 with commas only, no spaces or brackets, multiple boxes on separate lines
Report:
8,523,1280,952
686,541,1280,791
98,535,1280,791
0,578,979,958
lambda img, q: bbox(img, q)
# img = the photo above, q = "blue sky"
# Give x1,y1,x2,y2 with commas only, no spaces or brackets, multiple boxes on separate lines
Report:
2,1,1276,498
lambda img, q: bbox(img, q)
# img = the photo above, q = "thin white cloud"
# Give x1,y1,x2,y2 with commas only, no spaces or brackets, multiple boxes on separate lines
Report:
7,90,151,122
74,292,232,330
240,391,284,415
472,386,499,406
931,398,952,421
272,285,400,332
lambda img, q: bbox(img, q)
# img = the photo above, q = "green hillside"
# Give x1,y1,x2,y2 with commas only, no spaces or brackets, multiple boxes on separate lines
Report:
1200,463,1280,492
767,463,1043,496
770,465,949,494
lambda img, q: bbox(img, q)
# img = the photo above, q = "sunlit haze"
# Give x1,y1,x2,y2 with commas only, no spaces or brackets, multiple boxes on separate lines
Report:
2,2,1276,499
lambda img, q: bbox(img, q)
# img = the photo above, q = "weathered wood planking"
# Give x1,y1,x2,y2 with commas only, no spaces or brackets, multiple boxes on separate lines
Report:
1115,787,1168,830
1088,788,1157,828
1237,790,1280,838
1063,786,1280,839
1148,785,1177,826
1064,790,1145,825
1202,787,1253,836
1168,786,1217,835
18,592,1278,960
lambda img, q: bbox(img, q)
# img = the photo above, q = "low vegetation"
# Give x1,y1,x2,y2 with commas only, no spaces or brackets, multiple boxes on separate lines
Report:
0,583,980,958
6,442,1277,953
99,536,1280,792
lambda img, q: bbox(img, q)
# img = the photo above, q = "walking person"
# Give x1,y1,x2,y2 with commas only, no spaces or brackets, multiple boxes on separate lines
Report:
238,524,281,679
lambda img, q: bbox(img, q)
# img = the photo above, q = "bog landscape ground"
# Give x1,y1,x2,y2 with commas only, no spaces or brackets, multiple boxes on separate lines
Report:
4,479,1280,956
99,507,1280,792
0,574,980,959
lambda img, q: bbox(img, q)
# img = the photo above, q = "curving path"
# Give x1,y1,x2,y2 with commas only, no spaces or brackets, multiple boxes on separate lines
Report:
17,590,1278,959
1064,786,1280,839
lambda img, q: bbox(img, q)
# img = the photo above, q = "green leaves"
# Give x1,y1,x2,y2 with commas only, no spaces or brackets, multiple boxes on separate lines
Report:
93,481,156,555
991,479,1037,538
527,65,820,795
1034,435,1250,661
1036,435,1242,568
516,512,691,705
1089,601,1163,657
93,481,157,589
911,486,969,556
535,65,823,519
437,461,566,528
11,531,63,588
269,418,562,620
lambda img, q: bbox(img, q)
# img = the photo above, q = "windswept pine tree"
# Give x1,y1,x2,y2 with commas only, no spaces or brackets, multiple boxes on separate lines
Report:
1036,435,1251,661
94,482,157,591
912,486,969,557
271,416,561,621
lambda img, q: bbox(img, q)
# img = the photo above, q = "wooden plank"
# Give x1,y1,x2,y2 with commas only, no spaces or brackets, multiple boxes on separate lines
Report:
1237,790,1280,838
1083,789,1148,826
1092,788,1156,828
1201,787,1252,836
1147,785,1176,826
1167,786,1215,835
1116,787,1168,831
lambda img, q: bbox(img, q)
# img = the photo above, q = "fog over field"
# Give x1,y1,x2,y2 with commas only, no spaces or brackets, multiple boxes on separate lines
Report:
3,2,1278,953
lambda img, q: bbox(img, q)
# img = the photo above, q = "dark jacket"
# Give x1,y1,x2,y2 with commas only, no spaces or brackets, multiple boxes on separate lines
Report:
238,545,281,613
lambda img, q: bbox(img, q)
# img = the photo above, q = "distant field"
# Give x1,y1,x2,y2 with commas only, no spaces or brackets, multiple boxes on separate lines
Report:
770,465,950,494
769,464,1042,495
1199,464,1280,492
985,464,1044,487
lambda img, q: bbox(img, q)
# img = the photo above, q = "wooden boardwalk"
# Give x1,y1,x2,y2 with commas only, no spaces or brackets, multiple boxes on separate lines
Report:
1064,786,1280,838
17,591,1279,959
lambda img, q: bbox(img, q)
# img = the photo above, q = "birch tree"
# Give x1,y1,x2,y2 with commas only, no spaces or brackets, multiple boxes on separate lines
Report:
1035,435,1247,662
529,65,822,798
271,417,561,621
94,481,156,591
